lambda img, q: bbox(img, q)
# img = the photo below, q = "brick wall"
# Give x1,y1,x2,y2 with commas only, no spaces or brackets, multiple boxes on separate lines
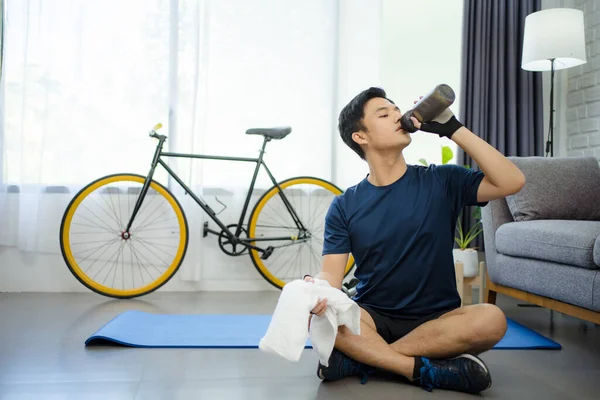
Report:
566,0,600,159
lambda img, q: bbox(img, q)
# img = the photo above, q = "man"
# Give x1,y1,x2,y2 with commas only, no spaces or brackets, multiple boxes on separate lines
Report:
304,87,525,394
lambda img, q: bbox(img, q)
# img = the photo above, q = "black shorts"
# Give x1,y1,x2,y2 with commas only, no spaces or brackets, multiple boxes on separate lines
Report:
359,304,455,344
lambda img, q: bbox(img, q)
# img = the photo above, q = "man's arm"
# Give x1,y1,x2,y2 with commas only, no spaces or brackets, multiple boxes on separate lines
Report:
450,127,525,203
306,253,349,317
312,253,349,289
410,102,525,203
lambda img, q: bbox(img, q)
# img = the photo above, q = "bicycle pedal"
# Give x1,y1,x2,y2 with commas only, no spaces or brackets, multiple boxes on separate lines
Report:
261,246,274,260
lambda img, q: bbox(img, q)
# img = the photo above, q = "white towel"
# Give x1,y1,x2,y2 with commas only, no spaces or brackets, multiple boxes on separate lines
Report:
259,278,361,366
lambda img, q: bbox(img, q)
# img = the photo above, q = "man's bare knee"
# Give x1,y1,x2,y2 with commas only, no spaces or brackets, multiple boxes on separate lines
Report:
467,304,507,349
335,313,382,349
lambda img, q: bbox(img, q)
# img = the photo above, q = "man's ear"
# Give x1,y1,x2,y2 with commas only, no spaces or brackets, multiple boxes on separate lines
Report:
352,131,367,145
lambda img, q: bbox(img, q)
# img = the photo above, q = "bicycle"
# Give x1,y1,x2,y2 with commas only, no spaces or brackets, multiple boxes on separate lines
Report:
59,123,355,298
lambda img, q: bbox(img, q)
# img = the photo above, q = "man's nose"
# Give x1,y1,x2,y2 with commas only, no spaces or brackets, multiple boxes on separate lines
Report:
395,111,403,123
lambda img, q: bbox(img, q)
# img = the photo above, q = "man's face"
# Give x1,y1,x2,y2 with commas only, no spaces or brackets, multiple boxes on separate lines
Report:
354,97,411,157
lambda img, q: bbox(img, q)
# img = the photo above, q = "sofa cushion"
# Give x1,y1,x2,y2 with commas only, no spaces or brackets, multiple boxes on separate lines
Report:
505,156,600,222
489,253,600,312
496,220,600,269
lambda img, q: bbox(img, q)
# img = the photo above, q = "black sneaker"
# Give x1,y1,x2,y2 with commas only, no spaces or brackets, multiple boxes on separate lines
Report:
317,349,375,384
419,354,492,394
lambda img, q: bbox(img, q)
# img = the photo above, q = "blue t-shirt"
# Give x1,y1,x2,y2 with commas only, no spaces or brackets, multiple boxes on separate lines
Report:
323,164,487,319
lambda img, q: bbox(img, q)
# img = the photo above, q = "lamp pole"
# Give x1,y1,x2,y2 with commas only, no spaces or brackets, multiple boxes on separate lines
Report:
546,58,556,157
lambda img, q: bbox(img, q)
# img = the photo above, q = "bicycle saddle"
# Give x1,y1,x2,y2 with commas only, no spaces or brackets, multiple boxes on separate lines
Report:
246,126,291,140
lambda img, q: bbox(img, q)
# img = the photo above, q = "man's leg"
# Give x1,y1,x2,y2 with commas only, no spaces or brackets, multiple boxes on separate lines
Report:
320,307,415,380
390,303,507,359
320,304,500,393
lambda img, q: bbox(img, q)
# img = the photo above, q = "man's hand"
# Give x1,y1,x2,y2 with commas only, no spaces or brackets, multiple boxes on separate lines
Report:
409,96,463,139
305,275,328,330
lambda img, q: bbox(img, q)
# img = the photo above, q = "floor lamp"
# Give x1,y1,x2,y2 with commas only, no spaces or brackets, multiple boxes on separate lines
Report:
521,8,587,157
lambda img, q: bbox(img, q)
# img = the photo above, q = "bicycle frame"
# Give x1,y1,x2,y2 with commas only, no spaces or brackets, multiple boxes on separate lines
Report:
125,133,307,255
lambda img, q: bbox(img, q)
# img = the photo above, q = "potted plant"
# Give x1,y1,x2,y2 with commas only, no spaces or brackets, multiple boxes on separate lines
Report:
418,145,483,277
453,206,483,277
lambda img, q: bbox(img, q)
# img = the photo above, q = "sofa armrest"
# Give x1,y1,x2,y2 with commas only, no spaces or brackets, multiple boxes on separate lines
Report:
482,198,515,282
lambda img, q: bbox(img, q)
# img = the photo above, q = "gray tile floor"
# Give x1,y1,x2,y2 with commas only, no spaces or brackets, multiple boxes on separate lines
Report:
1,290,599,399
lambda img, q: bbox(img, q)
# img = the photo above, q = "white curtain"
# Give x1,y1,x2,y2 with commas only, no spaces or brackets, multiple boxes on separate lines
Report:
1,0,382,284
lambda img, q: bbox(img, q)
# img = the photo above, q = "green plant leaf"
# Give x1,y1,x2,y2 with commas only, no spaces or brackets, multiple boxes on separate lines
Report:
456,218,463,239
418,158,429,166
471,206,481,220
441,146,453,165
455,216,483,250
461,223,483,249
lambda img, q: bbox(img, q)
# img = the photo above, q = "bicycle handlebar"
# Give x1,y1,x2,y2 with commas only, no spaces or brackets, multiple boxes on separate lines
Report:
149,123,165,139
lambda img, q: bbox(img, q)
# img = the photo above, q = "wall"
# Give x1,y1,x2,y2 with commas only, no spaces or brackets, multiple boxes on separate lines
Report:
564,0,600,159
380,0,465,166
0,0,467,293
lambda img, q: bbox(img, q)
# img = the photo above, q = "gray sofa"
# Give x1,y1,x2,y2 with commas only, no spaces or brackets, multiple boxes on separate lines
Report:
482,156,600,324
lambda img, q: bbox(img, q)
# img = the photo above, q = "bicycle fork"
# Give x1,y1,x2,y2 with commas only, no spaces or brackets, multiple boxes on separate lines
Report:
123,131,166,237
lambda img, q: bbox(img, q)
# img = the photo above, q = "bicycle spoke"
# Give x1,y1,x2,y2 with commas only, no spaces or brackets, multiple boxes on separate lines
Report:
129,239,178,249
129,240,167,277
104,241,125,289
264,200,294,230
270,245,303,278
88,192,122,231
129,240,135,289
128,242,155,285
91,242,125,283
306,203,328,231
70,222,118,233
73,237,120,262
277,245,302,279
130,195,165,231
306,242,321,276
133,212,174,232
134,236,177,258
254,213,291,231
135,226,180,232
132,239,171,272
133,236,180,241
71,238,122,246
75,210,119,235
116,188,124,231
105,189,123,230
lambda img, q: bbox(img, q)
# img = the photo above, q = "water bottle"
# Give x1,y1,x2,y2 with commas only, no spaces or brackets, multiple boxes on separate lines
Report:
400,84,456,133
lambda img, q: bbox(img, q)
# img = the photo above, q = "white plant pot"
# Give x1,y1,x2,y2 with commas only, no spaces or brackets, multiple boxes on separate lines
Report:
452,248,479,278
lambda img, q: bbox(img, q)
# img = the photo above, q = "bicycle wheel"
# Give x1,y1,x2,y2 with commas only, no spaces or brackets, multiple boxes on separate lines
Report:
59,173,188,298
248,176,354,289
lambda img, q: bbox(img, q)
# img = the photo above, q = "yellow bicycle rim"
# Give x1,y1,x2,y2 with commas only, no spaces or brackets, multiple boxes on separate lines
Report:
61,174,187,298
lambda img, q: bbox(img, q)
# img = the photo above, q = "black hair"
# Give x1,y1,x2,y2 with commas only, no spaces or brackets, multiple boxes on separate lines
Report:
337,87,394,160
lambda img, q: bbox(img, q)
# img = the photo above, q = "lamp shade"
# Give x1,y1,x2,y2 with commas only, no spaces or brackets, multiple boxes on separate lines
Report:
522,8,587,71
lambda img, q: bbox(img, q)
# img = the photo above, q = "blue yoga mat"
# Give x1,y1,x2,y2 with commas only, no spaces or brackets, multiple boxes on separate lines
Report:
85,311,561,350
